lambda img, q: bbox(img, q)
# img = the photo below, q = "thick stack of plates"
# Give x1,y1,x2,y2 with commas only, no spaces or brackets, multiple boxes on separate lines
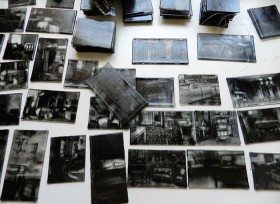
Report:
160,0,193,19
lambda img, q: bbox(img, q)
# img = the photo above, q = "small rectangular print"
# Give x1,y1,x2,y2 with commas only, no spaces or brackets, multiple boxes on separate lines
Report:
31,38,68,82
197,33,256,62
48,135,86,184
128,149,187,188
22,89,80,123
132,38,189,64
0,61,29,91
90,133,128,204
130,111,196,145
250,152,280,190
179,74,221,105
0,8,27,32
188,150,249,189
194,110,240,145
227,73,280,108
1,130,48,201
238,107,280,144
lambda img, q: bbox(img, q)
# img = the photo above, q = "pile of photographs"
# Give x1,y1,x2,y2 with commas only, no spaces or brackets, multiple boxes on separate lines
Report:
122,0,154,23
160,0,193,19
72,18,116,53
248,5,280,39
199,0,240,28
80,0,116,16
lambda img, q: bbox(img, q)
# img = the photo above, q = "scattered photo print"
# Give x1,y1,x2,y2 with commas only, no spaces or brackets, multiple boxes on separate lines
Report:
31,38,68,82
0,130,9,182
136,78,175,107
227,73,280,108
8,0,35,8
0,34,4,52
3,34,38,61
250,152,280,190
90,133,128,204
64,60,99,89
197,33,256,62
238,107,280,144
187,150,249,189
0,8,26,32
0,93,22,126
88,96,129,129
128,150,187,188
179,74,221,105
132,38,189,64
46,0,75,9
130,111,195,145
48,135,86,184
194,111,240,145
1,130,48,201
248,5,280,39
22,89,80,123
0,61,29,91
26,8,77,34
86,68,147,123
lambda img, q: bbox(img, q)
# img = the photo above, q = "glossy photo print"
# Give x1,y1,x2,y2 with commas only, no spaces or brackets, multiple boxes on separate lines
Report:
187,150,249,189
0,93,22,126
0,8,27,32
90,133,128,204
194,111,240,145
250,152,280,190
48,135,86,184
31,38,68,82
26,8,77,34
130,111,196,145
0,61,29,91
3,34,38,61
179,74,221,106
22,89,80,123
128,150,187,188
238,107,280,144
227,73,280,108
1,130,48,201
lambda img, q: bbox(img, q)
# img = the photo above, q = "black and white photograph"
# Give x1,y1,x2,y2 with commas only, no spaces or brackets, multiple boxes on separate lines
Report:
0,8,26,32
1,130,48,201
227,73,280,108
238,107,280,144
0,34,4,52
3,34,38,61
88,96,129,129
90,133,128,204
0,130,9,182
0,61,29,91
46,0,75,9
194,111,240,145
250,152,280,190
130,111,196,145
128,150,187,188
72,18,116,53
197,33,256,62
248,5,280,39
86,68,148,123
179,74,221,105
132,38,189,64
187,150,249,189
22,89,80,123
31,38,68,82
8,0,35,8
64,60,99,89
0,93,22,126
136,78,175,107
26,8,77,34
48,135,86,184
